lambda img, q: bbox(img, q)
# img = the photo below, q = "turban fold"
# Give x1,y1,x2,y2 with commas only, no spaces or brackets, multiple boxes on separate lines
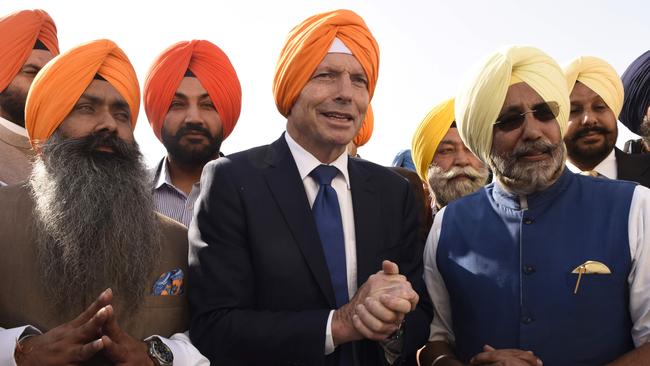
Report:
564,56,624,117
144,40,242,141
273,9,379,118
412,98,455,181
620,50,650,134
352,104,373,147
26,39,140,145
0,9,59,92
455,45,570,163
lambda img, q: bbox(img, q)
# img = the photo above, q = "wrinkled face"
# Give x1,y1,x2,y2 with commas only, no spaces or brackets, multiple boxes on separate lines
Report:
490,82,565,195
565,81,617,166
287,53,369,161
161,77,223,166
427,127,489,207
57,79,134,151
0,49,53,126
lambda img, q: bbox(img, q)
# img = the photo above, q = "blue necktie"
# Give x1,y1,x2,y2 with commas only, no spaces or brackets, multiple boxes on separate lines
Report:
310,165,349,308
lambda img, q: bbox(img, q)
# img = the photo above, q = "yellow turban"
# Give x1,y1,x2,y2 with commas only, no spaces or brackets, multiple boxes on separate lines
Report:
411,98,455,181
273,9,379,117
563,56,624,117
455,46,569,163
26,39,140,146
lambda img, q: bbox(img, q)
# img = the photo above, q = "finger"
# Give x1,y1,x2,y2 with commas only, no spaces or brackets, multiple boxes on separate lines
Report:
102,305,122,338
355,303,399,334
71,288,113,327
378,293,413,314
352,313,395,341
382,260,399,275
484,344,496,352
516,351,542,365
364,296,402,323
101,335,127,362
76,305,110,341
72,338,103,362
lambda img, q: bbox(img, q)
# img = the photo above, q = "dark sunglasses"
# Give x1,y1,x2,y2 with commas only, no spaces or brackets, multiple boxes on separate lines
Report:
493,101,560,132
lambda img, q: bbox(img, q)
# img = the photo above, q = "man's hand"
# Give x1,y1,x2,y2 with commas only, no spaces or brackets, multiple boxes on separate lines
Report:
15,289,113,366
100,305,154,366
332,260,419,345
470,345,543,366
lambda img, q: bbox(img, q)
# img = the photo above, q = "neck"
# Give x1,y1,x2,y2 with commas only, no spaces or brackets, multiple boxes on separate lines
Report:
286,127,346,164
166,156,204,195
567,156,601,172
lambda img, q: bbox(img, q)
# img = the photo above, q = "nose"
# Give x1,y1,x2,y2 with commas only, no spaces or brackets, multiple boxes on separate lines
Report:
580,109,597,126
520,112,545,141
184,102,205,125
453,148,471,167
333,74,353,104
95,108,118,134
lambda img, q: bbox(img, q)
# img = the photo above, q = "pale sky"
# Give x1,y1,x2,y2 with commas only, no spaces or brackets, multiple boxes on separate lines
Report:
2,0,648,167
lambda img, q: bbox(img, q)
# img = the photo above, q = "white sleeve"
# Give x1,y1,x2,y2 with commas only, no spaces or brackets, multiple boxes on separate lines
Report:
627,185,650,347
325,310,335,354
152,331,210,366
0,326,41,366
423,207,455,345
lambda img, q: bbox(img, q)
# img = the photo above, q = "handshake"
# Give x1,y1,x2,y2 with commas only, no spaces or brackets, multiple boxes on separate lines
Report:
332,260,419,345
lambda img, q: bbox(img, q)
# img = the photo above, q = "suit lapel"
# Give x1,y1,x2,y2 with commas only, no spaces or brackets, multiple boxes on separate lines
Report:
348,159,382,289
616,147,650,181
263,136,336,307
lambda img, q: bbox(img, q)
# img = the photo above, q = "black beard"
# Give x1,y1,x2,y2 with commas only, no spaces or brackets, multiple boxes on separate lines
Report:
161,123,222,167
566,126,614,167
29,131,161,317
0,86,26,127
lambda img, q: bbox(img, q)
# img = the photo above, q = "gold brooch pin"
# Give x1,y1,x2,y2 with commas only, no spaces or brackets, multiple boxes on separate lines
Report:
572,261,611,294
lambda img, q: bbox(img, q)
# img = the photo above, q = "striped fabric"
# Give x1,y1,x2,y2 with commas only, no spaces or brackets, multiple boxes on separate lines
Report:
151,158,201,228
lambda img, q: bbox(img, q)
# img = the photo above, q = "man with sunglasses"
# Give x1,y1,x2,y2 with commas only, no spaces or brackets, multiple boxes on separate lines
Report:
563,56,650,187
422,46,650,366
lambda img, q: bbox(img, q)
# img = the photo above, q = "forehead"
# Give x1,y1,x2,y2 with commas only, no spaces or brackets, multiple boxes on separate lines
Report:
440,127,463,144
24,49,54,68
78,79,127,105
316,53,366,75
501,82,545,112
175,76,209,97
570,81,601,102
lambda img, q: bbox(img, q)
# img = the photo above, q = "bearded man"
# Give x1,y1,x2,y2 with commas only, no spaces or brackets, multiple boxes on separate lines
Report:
411,98,489,214
421,46,650,366
0,39,207,365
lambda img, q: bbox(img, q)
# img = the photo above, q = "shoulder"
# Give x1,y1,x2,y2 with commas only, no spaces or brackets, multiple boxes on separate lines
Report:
350,157,411,188
0,183,32,210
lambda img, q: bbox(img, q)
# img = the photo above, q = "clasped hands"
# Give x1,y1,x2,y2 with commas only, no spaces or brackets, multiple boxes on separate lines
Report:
15,288,154,366
332,260,418,345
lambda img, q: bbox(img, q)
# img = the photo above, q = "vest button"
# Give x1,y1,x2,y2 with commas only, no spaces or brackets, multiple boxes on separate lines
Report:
521,316,534,324
523,217,534,225
523,265,535,275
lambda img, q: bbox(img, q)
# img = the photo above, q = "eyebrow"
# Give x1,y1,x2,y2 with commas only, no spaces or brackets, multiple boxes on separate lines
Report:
173,92,211,100
77,95,130,110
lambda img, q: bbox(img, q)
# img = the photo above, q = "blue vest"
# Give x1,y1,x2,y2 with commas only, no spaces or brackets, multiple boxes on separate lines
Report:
438,169,636,365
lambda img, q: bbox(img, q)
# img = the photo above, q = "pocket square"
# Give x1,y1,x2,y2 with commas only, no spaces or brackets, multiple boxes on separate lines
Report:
572,260,611,294
152,268,184,296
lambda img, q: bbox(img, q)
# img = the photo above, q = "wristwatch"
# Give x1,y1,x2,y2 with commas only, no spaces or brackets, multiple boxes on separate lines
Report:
145,336,174,366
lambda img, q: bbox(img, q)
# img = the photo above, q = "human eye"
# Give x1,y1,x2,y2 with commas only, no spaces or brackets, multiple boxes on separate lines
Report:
494,112,524,132
74,103,94,114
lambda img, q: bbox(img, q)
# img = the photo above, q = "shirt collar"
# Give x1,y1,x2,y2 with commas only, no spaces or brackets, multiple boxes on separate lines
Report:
0,116,28,137
153,157,172,190
284,131,351,189
566,149,617,179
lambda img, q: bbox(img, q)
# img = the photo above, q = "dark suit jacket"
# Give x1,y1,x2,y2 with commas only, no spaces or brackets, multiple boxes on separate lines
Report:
616,147,650,188
188,135,432,365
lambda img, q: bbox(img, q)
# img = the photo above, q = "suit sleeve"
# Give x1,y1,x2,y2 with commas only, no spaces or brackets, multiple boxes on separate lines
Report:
396,179,434,360
188,159,330,364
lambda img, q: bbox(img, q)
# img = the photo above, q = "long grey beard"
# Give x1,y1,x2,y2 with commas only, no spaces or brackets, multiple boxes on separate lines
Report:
489,138,566,196
29,133,161,317
427,164,489,208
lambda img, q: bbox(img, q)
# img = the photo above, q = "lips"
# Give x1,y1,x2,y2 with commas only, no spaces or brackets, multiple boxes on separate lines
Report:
321,111,353,121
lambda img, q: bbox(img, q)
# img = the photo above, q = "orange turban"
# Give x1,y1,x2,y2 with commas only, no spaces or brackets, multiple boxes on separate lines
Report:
0,9,59,92
353,104,374,147
25,39,140,146
273,9,380,118
144,40,242,141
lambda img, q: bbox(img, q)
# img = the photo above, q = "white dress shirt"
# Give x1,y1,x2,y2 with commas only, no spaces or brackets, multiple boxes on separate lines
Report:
284,132,357,355
566,149,617,179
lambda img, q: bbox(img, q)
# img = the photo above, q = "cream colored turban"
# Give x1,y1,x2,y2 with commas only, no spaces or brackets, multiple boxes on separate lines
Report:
564,56,624,117
455,45,570,163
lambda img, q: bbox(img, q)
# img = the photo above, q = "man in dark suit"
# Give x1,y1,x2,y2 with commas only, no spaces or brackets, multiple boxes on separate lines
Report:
563,56,650,188
188,9,432,366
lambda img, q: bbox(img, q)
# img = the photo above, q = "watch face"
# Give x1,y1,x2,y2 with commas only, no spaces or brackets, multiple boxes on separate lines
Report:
150,338,174,364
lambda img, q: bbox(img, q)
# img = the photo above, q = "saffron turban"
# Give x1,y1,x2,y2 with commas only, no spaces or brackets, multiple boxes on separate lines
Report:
25,39,140,146
273,9,379,122
564,56,624,117
144,40,242,141
620,50,650,134
455,45,570,163
0,9,59,92
412,98,455,181
352,104,373,147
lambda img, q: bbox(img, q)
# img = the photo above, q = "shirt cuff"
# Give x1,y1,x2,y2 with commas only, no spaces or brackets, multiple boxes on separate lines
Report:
325,310,335,355
146,332,209,366
1,326,42,366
